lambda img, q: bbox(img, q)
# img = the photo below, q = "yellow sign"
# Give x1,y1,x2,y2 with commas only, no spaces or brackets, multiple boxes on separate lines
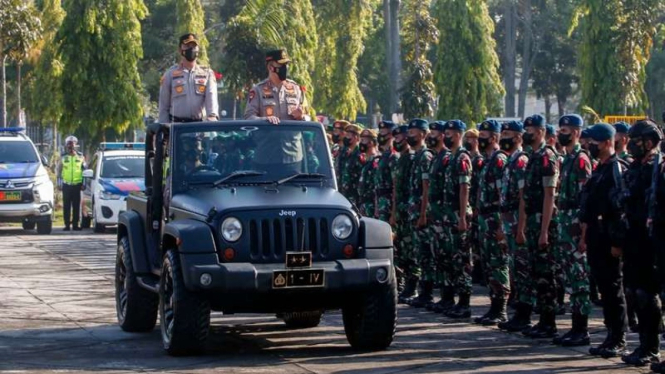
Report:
603,115,646,125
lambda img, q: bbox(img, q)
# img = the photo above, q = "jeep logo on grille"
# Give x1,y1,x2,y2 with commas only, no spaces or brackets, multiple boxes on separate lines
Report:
278,210,296,217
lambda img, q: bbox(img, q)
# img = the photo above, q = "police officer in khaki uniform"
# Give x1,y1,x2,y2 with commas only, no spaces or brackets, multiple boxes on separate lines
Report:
244,49,306,124
158,33,219,123
244,50,308,174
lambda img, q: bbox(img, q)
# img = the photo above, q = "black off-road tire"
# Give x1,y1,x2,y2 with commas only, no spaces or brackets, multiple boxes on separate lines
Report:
282,310,323,329
36,218,52,235
342,272,397,351
115,237,158,332
22,221,35,230
160,250,211,356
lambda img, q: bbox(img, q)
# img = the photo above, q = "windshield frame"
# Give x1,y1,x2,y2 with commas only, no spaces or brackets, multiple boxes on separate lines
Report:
168,121,336,192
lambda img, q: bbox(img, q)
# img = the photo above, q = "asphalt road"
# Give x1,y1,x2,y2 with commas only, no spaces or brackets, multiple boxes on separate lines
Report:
0,227,651,373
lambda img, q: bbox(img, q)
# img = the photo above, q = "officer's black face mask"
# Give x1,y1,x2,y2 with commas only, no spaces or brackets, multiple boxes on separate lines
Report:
426,136,440,149
359,142,369,153
332,134,341,143
588,143,600,159
343,137,352,147
558,133,573,147
478,136,491,151
523,132,535,146
182,47,198,62
272,65,288,81
394,139,406,152
500,137,515,151
628,139,646,158
407,135,419,147
446,137,456,149
378,134,390,146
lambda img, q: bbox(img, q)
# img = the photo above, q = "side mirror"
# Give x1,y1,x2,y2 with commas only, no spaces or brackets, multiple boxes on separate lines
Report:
82,169,93,179
40,155,48,167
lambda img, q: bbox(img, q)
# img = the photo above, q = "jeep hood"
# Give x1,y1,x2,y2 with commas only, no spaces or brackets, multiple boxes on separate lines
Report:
171,185,352,216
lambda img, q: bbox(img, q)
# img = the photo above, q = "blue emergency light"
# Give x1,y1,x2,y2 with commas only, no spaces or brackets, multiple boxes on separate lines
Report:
0,127,26,134
99,142,146,151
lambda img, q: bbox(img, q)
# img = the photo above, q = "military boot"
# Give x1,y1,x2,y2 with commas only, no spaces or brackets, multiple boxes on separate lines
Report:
589,329,614,356
499,303,533,332
524,309,558,339
557,313,590,346
621,343,660,366
398,277,419,304
481,298,508,326
474,297,498,324
446,292,471,319
652,361,665,373
433,286,456,314
409,281,434,308
599,331,627,358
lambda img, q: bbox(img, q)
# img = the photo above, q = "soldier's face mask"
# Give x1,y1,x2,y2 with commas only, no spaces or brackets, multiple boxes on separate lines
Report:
181,46,199,62
628,138,646,159
332,133,341,143
394,137,407,152
588,141,601,159
499,136,515,151
425,135,439,149
378,133,391,146
478,136,491,151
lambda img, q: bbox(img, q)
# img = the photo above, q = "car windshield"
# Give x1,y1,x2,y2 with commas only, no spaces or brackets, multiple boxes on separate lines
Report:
170,123,333,189
101,156,144,178
0,141,39,163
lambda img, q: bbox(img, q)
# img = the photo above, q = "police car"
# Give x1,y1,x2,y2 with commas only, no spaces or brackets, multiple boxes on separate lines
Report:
82,143,145,232
0,128,54,234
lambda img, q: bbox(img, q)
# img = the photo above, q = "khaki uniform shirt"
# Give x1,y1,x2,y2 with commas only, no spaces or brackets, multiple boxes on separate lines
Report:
158,63,218,123
244,79,306,164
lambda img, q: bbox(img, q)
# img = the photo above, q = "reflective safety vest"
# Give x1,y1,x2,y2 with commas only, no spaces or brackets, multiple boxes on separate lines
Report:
62,153,84,184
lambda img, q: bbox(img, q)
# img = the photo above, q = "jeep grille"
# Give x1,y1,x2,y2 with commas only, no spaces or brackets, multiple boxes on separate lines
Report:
248,217,330,260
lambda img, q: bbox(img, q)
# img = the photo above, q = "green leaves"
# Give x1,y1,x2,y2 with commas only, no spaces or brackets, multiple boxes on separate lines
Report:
175,0,208,64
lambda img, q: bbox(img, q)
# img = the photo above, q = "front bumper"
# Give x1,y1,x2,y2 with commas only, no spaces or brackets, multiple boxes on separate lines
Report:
179,254,393,311
0,201,53,222
94,197,127,225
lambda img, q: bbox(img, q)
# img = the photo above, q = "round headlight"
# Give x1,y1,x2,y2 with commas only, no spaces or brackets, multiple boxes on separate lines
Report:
332,214,353,240
221,217,242,242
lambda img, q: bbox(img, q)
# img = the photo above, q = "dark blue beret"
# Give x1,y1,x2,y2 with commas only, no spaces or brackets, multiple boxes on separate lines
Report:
580,128,592,139
408,118,429,131
589,123,616,142
429,120,447,132
546,124,556,136
479,120,501,133
501,120,525,133
559,114,584,128
379,120,396,131
446,119,467,132
613,122,630,134
392,124,408,137
524,114,546,128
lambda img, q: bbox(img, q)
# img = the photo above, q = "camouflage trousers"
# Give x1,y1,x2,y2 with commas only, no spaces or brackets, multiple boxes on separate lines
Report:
431,215,452,287
469,213,482,280
394,213,420,281
501,210,520,300
479,212,511,299
442,210,473,295
377,195,392,223
556,210,592,316
411,220,436,282
524,213,558,313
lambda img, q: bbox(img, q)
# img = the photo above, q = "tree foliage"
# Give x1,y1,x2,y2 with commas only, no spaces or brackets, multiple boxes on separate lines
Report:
0,0,42,61
434,0,504,124
314,0,373,120
29,0,66,124
58,0,147,140
175,0,209,64
399,0,438,119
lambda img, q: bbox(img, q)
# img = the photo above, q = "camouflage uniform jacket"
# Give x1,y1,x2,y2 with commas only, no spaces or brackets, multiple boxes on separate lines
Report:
376,148,400,199
359,154,380,214
478,150,509,213
340,146,365,206
395,151,415,220
442,147,473,214
408,147,434,222
557,144,592,210
500,150,529,212
334,145,348,187
428,149,451,218
470,152,484,211
523,143,560,215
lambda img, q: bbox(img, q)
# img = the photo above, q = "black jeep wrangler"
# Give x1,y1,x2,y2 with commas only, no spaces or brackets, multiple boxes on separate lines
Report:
115,120,397,356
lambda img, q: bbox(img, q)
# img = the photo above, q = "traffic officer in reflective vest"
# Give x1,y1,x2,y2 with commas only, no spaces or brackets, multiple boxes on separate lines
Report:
57,136,86,231
158,33,219,123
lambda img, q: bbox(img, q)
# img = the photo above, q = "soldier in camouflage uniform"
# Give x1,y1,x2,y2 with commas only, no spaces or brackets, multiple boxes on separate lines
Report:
473,120,510,326
441,120,474,319
548,123,568,314
406,119,436,308
376,121,400,223
497,121,531,332
465,129,485,285
340,124,365,207
552,114,593,347
358,129,380,218
392,125,418,303
518,114,560,339
332,120,350,186
426,121,455,313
